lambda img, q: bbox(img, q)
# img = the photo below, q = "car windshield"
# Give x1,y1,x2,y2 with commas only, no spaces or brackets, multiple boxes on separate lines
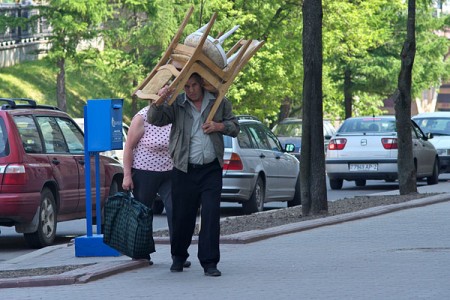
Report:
272,122,302,137
413,117,450,136
338,118,396,133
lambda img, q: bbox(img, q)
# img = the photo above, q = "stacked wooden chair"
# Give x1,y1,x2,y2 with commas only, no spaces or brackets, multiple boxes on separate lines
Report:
132,6,264,121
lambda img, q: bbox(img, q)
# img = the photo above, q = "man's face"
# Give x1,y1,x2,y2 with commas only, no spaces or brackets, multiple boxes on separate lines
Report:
184,77,203,103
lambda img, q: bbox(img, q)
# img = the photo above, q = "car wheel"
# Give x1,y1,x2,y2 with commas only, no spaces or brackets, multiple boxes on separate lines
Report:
329,178,343,190
152,195,165,215
426,159,439,185
355,179,366,187
243,177,264,214
24,188,57,248
288,175,301,207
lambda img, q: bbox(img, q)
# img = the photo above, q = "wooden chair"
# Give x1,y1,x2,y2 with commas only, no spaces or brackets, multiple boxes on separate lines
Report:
193,39,264,121
132,6,264,121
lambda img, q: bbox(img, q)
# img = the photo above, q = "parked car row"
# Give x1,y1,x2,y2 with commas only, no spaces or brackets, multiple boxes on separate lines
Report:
0,98,124,248
5,97,444,248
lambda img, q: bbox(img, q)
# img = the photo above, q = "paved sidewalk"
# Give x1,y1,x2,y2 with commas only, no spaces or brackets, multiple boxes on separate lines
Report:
1,184,450,299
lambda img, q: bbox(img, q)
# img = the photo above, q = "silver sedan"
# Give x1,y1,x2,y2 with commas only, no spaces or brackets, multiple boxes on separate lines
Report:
325,116,439,190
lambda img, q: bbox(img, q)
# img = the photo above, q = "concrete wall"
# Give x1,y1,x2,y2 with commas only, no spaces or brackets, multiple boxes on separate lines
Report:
0,38,50,68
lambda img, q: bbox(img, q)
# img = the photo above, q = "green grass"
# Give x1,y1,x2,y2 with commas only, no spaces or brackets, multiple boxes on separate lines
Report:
0,59,135,121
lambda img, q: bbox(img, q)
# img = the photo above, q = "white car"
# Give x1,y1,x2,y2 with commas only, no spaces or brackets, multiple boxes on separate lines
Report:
412,111,450,173
325,116,439,190
222,116,300,214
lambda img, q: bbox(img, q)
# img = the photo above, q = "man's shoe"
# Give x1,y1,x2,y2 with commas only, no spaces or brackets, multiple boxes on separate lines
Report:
183,260,191,268
204,267,221,277
170,261,184,272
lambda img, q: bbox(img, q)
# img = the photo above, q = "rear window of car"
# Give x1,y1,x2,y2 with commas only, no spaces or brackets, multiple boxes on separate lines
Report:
339,118,396,133
13,115,44,153
0,118,10,157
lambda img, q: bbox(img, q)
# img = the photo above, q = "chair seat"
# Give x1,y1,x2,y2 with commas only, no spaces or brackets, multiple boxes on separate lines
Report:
184,33,228,69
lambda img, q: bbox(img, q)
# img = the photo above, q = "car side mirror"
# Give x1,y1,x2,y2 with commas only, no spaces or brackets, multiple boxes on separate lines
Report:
285,143,295,152
426,132,434,139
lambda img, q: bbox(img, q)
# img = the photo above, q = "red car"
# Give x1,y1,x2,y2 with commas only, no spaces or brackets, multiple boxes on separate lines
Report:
0,98,124,248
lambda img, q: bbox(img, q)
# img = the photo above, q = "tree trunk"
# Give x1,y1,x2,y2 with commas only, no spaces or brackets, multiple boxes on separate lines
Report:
56,58,67,112
301,0,328,216
131,79,139,116
344,67,352,119
278,97,291,122
394,0,417,195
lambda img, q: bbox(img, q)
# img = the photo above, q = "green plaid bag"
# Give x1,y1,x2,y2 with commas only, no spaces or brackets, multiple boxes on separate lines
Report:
103,192,155,258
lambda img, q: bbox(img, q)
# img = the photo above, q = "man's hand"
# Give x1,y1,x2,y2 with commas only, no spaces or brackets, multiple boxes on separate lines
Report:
202,121,224,134
156,85,174,105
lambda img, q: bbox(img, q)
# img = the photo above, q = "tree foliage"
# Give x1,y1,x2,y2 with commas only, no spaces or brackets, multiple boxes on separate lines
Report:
37,0,112,111
6,1,447,122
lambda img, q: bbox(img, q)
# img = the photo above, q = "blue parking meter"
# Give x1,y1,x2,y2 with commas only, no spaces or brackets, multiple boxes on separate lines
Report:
75,99,123,257
86,99,124,151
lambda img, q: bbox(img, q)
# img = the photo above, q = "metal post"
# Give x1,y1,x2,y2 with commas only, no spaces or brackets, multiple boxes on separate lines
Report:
83,106,93,237
95,152,101,234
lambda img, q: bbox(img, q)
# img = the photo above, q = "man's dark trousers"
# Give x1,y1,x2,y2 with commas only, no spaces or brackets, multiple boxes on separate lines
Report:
171,159,222,269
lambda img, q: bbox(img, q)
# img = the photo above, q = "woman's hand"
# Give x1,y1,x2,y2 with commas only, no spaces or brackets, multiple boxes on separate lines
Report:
122,175,133,191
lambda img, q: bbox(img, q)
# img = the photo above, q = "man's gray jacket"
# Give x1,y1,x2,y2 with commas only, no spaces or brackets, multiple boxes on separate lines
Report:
147,93,240,173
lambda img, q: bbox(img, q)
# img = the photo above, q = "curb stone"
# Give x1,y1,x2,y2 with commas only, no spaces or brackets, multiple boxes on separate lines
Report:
0,260,148,289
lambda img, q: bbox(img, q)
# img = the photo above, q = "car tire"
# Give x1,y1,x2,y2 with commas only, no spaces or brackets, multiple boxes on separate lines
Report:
152,196,165,215
24,188,57,249
427,159,439,185
355,179,366,187
243,177,264,214
329,178,343,190
288,175,301,207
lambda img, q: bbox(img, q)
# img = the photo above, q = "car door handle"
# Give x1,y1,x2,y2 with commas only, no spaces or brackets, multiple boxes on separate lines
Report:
51,158,60,165
259,154,266,158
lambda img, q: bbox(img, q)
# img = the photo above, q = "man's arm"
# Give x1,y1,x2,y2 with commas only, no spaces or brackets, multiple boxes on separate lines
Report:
147,86,176,126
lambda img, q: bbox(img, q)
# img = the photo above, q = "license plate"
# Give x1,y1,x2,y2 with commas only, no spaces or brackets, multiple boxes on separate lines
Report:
349,163,378,171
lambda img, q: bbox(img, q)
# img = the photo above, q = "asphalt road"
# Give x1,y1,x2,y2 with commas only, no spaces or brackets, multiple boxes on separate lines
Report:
2,174,449,262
